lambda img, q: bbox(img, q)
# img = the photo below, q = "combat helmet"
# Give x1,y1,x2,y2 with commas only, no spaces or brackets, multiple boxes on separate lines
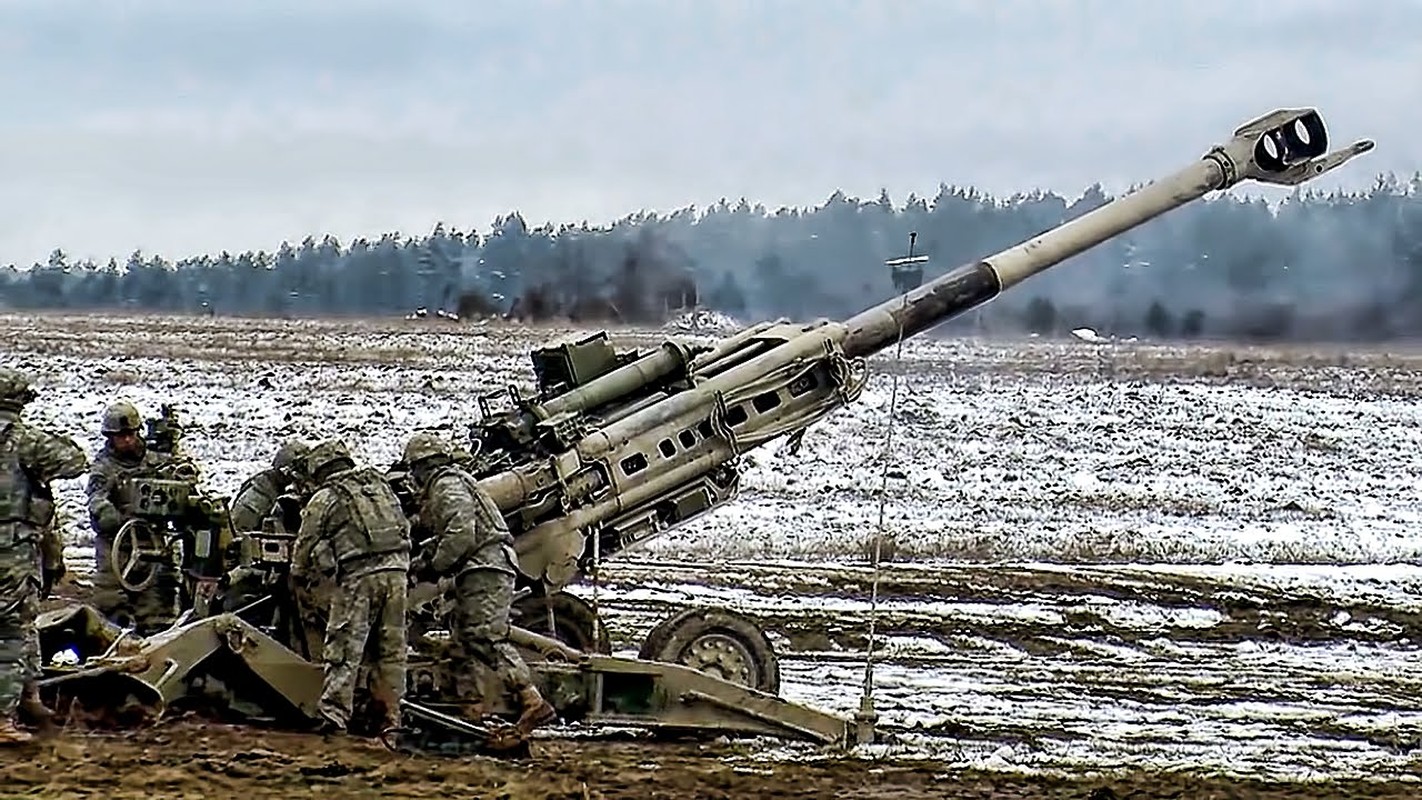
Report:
0,367,36,412
304,439,354,481
101,400,144,435
402,431,452,466
272,439,312,471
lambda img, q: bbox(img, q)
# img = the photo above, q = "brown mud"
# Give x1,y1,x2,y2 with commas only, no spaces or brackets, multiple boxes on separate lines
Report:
1,720,1417,800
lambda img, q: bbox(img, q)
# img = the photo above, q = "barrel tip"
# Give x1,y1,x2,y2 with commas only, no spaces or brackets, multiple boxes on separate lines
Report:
1351,139,1376,155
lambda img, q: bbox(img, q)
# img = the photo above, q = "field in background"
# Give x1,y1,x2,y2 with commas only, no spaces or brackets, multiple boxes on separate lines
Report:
4,310,1422,793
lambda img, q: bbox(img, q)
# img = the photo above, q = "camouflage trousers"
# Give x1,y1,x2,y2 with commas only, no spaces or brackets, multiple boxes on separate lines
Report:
319,569,408,729
449,542,534,703
91,531,180,636
0,531,40,719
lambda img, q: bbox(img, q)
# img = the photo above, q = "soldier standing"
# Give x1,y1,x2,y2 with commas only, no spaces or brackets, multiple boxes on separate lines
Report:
84,401,180,635
0,367,87,744
403,431,556,736
291,439,411,735
230,439,311,533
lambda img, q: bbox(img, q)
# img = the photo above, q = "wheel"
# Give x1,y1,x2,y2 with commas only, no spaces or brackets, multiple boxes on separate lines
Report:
110,519,169,593
638,608,780,695
513,591,611,654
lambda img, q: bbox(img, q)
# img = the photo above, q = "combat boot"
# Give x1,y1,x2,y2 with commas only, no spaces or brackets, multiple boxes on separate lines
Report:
0,718,34,745
514,685,556,736
19,681,54,731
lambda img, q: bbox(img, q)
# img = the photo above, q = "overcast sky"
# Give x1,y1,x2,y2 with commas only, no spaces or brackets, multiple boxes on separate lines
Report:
0,0,1412,267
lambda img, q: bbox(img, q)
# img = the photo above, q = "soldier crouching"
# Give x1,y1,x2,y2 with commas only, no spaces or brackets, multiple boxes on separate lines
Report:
84,401,181,635
0,367,88,744
403,431,556,736
291,439,410,735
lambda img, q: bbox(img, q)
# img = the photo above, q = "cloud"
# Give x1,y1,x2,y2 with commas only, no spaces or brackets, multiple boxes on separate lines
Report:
0,1,1414,265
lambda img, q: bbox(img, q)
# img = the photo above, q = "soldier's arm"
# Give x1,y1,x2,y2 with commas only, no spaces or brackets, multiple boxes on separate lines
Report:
19,428,88,482
291,490,331,581
85,462,123,537
229,477,269,533
39,517,63,572
426,476,478,575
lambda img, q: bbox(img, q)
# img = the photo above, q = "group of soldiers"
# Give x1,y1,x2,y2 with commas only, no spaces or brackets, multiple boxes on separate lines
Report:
0,366,556,745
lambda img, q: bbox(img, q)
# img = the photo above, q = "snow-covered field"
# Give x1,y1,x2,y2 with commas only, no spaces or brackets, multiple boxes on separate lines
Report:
6,310,1422,780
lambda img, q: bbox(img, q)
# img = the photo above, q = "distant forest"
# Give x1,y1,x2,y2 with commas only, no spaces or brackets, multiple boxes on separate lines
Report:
3,172,1422,343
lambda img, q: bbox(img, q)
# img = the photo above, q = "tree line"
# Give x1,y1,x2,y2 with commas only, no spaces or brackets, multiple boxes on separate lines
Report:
3,172,1421,342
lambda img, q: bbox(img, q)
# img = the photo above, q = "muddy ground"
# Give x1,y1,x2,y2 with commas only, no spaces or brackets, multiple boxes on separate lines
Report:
2,721,1418,799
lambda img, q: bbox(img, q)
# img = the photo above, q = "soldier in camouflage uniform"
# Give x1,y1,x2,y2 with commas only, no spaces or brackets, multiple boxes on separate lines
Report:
230,439,311,533
84,401,181,635
291,439,411,734
404,432,556,736
0,367,87,744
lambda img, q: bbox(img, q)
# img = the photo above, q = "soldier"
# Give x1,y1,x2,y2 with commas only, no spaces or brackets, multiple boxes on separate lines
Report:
0,367,87,744
291,439,411,735
84,400,180,635
403,431,556,736
230,439,311,533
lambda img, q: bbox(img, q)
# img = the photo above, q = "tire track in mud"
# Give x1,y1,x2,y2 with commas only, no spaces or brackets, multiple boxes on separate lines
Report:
565,559,1422,780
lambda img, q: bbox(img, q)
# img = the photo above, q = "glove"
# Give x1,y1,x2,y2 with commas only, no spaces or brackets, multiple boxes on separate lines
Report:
98,506,124,536
41,564,65,600
409,557,436,584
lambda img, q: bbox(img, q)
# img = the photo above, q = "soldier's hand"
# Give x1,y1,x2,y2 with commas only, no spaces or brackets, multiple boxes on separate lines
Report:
98,507,123,535
41,564,66,599
409,557,434,584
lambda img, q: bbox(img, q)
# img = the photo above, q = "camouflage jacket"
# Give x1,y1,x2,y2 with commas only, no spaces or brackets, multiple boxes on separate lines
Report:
230,468,285,533
416,464,515,579
292,466,410,583
85,444,173,539
0,409,88,546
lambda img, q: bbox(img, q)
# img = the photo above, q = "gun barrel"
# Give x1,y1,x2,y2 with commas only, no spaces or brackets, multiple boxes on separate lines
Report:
840,108,1374,359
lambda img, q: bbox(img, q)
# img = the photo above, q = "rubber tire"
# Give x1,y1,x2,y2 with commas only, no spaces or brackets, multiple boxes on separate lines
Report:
513,591,611,654
638,608,781,695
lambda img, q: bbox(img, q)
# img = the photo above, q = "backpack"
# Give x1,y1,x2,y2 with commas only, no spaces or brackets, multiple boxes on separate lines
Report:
323,467,410,565
0,420,34,528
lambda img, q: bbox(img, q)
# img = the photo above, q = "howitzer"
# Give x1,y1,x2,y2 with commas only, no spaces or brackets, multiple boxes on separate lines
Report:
454,109,1372,683
30,105,1373,755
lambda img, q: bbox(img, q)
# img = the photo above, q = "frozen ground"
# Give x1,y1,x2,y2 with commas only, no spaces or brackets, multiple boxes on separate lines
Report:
6,311,1422,782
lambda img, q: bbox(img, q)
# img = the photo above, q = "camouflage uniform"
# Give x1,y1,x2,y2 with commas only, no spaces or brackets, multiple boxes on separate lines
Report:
85,401,180,635
230,439,311,533
0,368,87,743
404,432,555,734
292,440,410,733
